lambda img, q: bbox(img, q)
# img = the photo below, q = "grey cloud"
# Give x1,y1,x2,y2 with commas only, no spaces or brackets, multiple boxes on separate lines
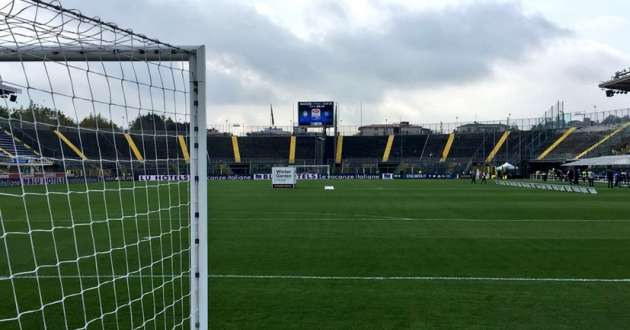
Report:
63,0,569,104
206,68,275,104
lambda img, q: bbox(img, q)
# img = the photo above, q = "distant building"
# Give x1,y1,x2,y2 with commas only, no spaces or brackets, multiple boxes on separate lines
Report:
207,128,230,136
456,122,511,134
247,127,291,136
293,126,321,136
357,122,432,136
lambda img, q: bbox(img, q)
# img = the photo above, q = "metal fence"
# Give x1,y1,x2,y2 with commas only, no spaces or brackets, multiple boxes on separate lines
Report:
209,108,630,137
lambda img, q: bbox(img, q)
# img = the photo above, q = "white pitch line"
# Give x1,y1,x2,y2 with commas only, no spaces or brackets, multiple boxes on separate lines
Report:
207,217,630,223
208,274,630,283
0,274,186,280
2,274,630,283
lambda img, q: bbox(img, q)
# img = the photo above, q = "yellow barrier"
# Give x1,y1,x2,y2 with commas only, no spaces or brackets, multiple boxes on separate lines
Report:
231,135,241,163
289,135,296,164
537,127,577,160
485,131,511,163
124,133,144,161
382,135,394,162
440,133,455,162
178,135,190,162
335,135,343,164
53,130,87,160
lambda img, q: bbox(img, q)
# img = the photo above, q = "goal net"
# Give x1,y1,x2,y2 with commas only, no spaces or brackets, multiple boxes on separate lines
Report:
0,1,207,329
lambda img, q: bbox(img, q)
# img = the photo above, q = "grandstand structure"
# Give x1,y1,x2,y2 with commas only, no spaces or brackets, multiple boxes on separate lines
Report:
201,107,630,176
2,106,629,177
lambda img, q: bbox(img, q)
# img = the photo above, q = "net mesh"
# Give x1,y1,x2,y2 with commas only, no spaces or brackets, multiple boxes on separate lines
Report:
292,165,330,178
0,1,192,329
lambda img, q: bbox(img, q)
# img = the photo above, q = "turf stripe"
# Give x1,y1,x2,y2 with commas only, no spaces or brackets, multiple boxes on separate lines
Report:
3,274,630,283
2,217,630,223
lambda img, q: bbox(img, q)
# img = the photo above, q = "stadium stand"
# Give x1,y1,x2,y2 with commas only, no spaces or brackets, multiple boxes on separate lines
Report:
574,122,630,159
3,111,628,178
0,129,38,157
448,133,490,161
239,136,290,162
537,127,577,160
207,136,234,162
342,135,389,161
6,123,74,159
543,126,613,160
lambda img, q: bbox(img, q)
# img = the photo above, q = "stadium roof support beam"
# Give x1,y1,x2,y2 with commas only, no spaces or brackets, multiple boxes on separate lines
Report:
53,130,87,160
440,133,455,162
124,133,144,161
536,127,577,160
382,135,395,162
335,135,344,164
231,135,241,163
485,131,511,163
178,135,190,162
574,122,630,159
289,135,296,164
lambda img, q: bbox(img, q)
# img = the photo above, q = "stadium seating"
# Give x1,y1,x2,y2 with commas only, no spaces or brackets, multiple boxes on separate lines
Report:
3,118,626,177
343,135,390,160
239,136,290,162
544,128,610,160
449,133,492,161
0,129,38,157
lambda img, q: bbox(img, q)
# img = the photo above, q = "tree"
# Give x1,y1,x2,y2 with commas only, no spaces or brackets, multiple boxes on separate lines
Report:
0,105,8,119
129,113,188,132
10,104,76,126
80,113,119,130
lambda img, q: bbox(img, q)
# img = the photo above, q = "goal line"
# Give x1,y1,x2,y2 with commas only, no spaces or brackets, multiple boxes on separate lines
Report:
3,274,630,283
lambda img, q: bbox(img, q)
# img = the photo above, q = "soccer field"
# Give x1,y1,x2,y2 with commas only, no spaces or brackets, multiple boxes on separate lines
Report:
208,180,630,329
2,179,630,329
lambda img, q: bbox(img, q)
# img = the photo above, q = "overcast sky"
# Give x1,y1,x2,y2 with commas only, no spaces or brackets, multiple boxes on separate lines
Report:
64,0,630,127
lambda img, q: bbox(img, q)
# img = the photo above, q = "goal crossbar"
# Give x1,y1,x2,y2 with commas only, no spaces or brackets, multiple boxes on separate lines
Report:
0,46,199,62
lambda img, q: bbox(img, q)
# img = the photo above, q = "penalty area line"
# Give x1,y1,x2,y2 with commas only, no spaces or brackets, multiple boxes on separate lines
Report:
209,217,630,223
209,274,630,283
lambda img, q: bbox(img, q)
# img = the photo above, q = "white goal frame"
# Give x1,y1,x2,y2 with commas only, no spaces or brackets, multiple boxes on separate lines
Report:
291,164,330,177
0,45,208,329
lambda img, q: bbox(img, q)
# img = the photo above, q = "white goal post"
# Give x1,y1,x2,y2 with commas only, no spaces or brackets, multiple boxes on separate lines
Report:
0,1,207,329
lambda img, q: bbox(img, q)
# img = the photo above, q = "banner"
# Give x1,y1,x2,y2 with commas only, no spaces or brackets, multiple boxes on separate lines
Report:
272,167,296,188
138,175,189,182
0,172,66,186
496,180,597,194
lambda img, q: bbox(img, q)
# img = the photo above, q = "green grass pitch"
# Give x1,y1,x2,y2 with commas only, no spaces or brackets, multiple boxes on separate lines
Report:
2,179,630,329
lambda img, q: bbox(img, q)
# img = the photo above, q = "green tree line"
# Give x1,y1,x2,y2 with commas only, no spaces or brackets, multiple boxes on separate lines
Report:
0,104,188,131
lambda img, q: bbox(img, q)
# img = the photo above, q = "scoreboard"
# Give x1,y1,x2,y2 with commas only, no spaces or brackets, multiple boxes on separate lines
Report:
298,101,334,126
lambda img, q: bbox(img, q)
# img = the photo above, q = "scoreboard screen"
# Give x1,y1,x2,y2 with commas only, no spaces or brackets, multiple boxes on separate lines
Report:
298,101,334,126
